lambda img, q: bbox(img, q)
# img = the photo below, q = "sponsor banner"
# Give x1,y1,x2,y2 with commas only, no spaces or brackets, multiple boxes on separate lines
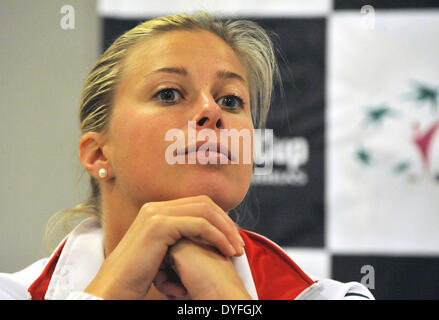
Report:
327,10,439,254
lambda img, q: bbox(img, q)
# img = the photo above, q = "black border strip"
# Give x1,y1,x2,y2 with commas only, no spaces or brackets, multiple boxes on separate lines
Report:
335,0,439,10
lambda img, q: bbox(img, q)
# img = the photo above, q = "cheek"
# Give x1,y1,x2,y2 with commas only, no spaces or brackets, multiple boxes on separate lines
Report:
110,112,172,182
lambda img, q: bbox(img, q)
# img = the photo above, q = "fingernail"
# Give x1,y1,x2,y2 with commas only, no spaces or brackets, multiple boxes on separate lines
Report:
238,234,245,247
236,247,245,257
228,243,237,256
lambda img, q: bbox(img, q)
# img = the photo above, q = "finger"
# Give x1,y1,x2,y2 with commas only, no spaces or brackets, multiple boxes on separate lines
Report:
160,216,237,257
153,270,188,298
143,198,244,256
145,195,242,242
197,196,246,247
160,203,244,256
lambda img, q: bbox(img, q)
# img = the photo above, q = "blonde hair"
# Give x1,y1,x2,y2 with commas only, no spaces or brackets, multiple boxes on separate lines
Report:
45,11,281,249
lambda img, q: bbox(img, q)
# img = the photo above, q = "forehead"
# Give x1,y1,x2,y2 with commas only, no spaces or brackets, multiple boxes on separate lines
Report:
121,29,247,79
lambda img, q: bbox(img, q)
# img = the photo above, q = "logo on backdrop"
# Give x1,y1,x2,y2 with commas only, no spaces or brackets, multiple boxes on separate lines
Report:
354,81,439,183
252,131,309,186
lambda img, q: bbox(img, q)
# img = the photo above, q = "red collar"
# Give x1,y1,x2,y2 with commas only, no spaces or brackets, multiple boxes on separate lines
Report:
28,239,67,300
238,229,315,299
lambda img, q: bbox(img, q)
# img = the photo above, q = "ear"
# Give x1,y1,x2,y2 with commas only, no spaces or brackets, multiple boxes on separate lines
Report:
79,132,113,180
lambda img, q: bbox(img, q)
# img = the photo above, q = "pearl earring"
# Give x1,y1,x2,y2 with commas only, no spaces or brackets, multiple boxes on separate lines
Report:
98,168,107,179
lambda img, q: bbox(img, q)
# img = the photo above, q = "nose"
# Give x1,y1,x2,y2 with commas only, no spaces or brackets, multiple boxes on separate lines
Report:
192,94,223,130
197,116,221,129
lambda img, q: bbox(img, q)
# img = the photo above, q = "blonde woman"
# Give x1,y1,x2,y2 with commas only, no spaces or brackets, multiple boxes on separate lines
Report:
0,11,373,300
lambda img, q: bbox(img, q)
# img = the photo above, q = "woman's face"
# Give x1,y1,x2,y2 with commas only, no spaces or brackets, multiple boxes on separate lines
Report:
103,30,254,212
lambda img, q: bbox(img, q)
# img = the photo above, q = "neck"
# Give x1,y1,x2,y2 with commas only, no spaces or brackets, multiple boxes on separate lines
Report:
100,181,141,258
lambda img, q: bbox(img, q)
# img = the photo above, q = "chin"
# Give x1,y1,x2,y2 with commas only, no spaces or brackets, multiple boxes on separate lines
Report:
155,165,251,210
179,175,249,211
206,190,245,212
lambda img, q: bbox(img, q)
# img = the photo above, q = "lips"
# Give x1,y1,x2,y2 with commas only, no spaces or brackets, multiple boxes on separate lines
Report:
177,141,235,162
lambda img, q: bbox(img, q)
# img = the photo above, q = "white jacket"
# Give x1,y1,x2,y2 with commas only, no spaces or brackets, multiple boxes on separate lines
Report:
0,218,374,300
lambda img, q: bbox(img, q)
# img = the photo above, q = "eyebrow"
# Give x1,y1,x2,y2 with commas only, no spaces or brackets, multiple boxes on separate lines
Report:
151,67,188,76
216,69,246,84
148,67,246,84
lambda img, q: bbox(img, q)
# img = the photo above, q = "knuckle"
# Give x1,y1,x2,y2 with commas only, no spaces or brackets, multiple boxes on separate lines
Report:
140,202,157,217
148,214,166,226
197,194,211,203
198,217,212,234
144,215,169,236
140,202,152,212
199,202,212,214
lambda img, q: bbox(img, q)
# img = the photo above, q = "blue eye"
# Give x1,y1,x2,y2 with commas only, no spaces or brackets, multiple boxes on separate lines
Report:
217,95,244,110
155,88,183,104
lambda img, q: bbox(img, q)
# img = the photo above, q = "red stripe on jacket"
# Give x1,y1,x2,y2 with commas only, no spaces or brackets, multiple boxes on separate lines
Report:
239,229,316,299
27,239,67,300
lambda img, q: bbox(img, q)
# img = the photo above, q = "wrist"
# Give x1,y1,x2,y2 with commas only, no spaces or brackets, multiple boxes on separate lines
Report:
85,271,150,300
